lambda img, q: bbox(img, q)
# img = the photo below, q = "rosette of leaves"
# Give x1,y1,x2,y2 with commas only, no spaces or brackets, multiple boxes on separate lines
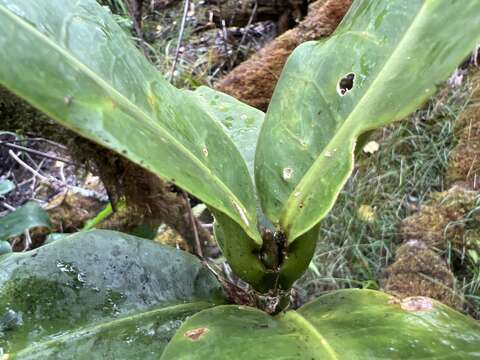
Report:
1,0,480,358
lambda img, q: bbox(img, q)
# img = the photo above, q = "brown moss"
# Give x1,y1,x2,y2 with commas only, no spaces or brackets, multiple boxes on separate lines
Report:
447,70,480,190
383,240,461,309
45,191,104,232
399,186,479,249
155,225,190,251
215,0,352,111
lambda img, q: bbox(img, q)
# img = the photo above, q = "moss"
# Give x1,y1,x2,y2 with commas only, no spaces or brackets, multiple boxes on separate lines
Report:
155,225,191,252
446,70,480,190
400,186,479,249
45,191,105,232
383,240,461,309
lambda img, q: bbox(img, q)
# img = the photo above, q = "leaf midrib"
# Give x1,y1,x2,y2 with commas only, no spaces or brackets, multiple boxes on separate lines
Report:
12,301,214,356
280,1,430,240
283,311,338,359
0,4,259,242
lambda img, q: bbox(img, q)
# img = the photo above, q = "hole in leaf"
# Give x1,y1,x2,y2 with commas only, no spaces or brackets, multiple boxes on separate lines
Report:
337,72,355,96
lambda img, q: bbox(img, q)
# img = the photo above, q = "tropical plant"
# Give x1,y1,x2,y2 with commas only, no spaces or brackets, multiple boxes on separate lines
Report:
1,0,480,358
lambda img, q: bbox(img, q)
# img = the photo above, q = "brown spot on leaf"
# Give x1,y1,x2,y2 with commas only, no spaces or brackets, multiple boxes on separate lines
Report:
400,296,434,312
184,327,209,341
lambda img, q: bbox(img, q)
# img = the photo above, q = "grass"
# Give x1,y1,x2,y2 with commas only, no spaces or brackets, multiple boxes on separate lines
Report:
296,84,474,303
99,0,197,86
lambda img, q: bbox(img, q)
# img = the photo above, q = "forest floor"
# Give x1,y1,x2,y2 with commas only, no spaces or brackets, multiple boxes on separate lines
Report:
1,0,479,318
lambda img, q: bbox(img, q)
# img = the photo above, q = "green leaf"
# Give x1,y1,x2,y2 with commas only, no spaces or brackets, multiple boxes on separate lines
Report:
161,289,480,359
0,0,261,245
0,230,226,359
255,0,480,243
0,201,51,240
0,180,15,196
192,86,265,179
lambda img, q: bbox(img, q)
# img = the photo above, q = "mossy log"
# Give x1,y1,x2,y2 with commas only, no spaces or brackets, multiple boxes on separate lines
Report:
383,240,461,310
214,0,352,111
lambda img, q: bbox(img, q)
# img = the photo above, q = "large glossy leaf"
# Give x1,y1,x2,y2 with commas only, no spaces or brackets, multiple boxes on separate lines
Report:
0,201,51,240
161,289,480,359
0,0,261,244
0,230,225,359
255,0,480,243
